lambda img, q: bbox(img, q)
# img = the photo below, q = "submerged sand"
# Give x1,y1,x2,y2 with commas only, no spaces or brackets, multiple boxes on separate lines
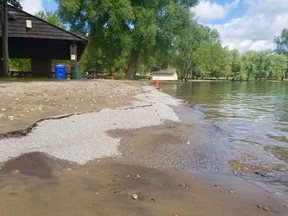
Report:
0,80,287,216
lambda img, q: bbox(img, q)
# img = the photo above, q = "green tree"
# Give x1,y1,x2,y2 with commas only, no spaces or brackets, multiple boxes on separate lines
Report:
35,10,67,29
275,28,288,79
56,0,199,79
269,54,287,80
275,28,288,54
173,24,220,80
192,43,230,79
228,49,245,80
242,51,257,81
10,58,30,71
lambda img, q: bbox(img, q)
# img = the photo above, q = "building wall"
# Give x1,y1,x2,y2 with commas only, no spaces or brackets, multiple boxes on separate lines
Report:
152,73,178,81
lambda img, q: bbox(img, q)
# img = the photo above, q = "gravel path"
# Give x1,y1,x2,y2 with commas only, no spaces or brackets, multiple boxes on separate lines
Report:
0,86,181,165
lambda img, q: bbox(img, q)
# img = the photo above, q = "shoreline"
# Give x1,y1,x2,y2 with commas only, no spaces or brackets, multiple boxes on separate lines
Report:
0,80,287,215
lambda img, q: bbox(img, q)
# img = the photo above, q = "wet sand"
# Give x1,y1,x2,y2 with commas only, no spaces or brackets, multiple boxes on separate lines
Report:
0,80,287,215
0,152,287,216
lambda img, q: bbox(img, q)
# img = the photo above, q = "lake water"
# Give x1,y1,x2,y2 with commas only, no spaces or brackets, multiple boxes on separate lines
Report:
161,81,288,202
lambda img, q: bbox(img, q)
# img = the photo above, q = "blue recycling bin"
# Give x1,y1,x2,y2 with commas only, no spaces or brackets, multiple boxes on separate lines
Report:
55,65,66,79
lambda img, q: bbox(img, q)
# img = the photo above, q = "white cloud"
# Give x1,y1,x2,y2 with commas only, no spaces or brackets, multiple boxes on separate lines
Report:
20,0,44,15
193,0,240,21
213,0,288,53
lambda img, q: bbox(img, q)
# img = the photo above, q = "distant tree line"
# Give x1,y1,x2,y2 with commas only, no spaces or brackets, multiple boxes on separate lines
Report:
189,46,288,81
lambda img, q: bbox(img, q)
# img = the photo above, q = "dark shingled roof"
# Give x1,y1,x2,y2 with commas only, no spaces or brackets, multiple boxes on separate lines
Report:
0,5,87,60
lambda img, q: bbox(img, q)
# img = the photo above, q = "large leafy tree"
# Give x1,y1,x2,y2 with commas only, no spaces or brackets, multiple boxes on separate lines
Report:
192,43,230,79
173,24,220,80
242,51,257,81
56,0,199,79
0,0,22,77
275,28,288,54
275,28,288,79
228,49,245,80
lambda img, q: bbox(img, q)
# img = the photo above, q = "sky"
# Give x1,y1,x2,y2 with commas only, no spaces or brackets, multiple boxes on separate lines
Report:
20,0,288,54
192,0,288,53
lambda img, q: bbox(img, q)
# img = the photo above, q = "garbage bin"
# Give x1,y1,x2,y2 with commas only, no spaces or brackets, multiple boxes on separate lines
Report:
55,65,66,79
70,66,82,79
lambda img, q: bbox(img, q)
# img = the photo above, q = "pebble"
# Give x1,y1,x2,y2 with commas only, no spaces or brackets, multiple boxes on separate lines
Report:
38,107,43,111
214,184,220,189
0,113,4,118
228,189,235,194
14,169,20,174
1,108,6,111
135,174,141,179
284,204,288,208
126,175,130,178
8,116,14,121
67,168,72,171
178,183,186,187
257,204,270,211
132,194,138,200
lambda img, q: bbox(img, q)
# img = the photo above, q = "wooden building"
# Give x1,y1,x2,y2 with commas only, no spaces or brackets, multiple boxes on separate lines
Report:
152,69,178,81
0,5,87,77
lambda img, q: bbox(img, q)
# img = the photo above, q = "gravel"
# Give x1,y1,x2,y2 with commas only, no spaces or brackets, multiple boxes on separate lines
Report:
0,86,181,165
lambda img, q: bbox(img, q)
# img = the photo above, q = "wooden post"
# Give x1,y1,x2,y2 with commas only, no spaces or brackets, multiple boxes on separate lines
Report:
1,1,10,77
70,44,77,67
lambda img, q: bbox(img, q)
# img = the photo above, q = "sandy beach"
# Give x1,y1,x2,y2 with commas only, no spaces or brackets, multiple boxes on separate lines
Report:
0,80,287,215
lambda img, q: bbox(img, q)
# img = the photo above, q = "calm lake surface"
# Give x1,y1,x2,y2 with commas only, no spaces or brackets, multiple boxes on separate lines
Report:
161,81,288,201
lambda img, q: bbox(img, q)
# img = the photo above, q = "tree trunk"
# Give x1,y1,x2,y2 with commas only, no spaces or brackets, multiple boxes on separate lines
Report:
125,50,139,80
1,1,10,77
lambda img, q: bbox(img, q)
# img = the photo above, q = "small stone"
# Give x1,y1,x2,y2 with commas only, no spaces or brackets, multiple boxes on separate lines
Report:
126,175,130,178
187,140,190,145
96,192,99,195
0,113,4,118
257,204,263,208
1,108,6,111
178,183,186,187
8,116,14,121
132,194,138,200
38,107,43,111
14,169,20,174
67,168,72,171
15,98,20,101
135,174,141,179
228,189,234,194
214,184,220,189
75,107,78,109
151,198,156,201
284,204,288,208
262,206,269,212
